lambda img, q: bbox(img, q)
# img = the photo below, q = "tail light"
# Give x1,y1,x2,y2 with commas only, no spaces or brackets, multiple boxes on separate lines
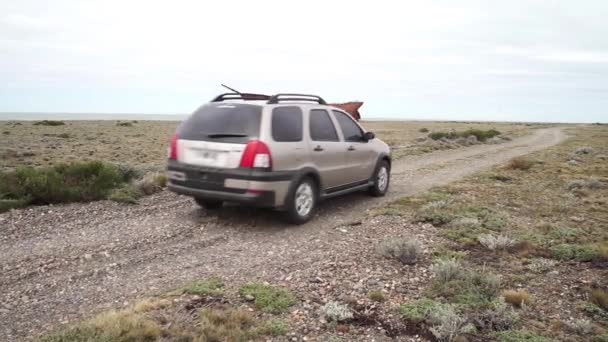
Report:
239,140,272,170
169,134,179,160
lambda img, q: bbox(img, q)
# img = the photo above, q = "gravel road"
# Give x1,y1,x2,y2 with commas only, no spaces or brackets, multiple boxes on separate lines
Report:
0,127,566,341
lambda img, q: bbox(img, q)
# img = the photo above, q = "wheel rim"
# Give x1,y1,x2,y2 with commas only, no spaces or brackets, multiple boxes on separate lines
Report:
295,182,314,217
377,166,388,192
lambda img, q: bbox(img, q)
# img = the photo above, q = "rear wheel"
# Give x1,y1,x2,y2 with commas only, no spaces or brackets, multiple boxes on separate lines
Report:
194,197,223,210
285,177,317,224
369,160,390,197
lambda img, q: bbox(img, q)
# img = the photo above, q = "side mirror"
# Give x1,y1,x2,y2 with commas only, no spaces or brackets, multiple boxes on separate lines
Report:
363,131,375,141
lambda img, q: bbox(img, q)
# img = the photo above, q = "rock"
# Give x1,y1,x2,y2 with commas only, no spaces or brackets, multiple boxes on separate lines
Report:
244,294,255,301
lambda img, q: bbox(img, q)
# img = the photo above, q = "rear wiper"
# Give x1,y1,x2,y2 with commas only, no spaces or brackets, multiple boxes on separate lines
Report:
206,133,247,138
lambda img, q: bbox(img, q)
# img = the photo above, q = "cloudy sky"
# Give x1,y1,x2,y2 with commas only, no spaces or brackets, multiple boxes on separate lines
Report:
1,0,607,122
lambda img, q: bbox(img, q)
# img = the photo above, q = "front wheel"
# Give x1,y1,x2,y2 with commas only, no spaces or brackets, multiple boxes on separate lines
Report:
194,197,223,210
284,177,317,224
369,160,390,197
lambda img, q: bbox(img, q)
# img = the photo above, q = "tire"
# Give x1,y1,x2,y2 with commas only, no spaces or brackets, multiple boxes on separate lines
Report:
369,160,390,197
194,197,223,210
284,177,317,224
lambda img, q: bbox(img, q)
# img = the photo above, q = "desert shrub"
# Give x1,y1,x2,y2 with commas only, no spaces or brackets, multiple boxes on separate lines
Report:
568,179,605,191
507,157,535,170
564,318,593,335
430,261,500,308
502,290,532,308
419,127,429,133
489,173,513,182
431,258,465,283
473,297,519,332
592,334,608,342
494,330,556,342
108,184,141,204
417,200,454,226
0,198,30,211
399,298,442,322
239,283,295,314
136,173,164,196
0,161,131,211
428,129,500,142
259,320,288,336
526,258,558,273
550,243,602,262
575,146,595,155
322,302,353,322
583,303,608,321
34,120,65,126
478,234,516,251
2,131,9,135
378,238,422,265
116,121,133,127
428,303,476,342
115,163,142,181
368,291,385,302
183,277,224,296
57,133,70,138
590,289,608,311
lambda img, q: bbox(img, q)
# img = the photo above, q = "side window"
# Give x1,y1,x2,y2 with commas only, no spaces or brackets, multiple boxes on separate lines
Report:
333,110,363,142
272,106,303,142
309,109,339,142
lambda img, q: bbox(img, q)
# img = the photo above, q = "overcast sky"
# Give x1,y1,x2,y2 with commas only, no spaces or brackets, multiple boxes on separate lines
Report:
1,1,607,122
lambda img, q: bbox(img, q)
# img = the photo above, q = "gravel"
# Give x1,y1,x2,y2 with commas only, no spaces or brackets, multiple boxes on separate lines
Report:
0,128,566,341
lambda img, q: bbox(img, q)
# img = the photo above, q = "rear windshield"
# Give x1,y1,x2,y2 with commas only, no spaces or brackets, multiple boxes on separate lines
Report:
178,103,262,143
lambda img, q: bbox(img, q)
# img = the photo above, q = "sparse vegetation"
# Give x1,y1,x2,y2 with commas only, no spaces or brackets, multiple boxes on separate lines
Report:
34,120,65,126
183,277,224,296
378,237,422,264
399,298,442,322
322,302,353,322
239,282,296,314
116,121,133,127
428,303,476,341
494,330,556,342
526,258,558,273
478,234,516,251
419,127,429,133
564,318,594,335
368,290,385,302
108,184,141,204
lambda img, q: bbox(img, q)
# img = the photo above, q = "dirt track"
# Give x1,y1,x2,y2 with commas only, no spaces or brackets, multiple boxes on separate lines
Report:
0,127,566,341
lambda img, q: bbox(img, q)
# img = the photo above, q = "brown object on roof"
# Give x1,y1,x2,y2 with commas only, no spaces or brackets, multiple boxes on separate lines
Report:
329,102,363,121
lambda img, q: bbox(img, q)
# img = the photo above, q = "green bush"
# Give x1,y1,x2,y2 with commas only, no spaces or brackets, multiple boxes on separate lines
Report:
399,298,442,322
239,283,296,314
108,184,141,204
183,278,224,296
0,161,133,211
34,120,65,126
550,243,601,262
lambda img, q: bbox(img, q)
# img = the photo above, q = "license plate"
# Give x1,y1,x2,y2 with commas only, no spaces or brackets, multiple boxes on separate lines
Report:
196,149,218,161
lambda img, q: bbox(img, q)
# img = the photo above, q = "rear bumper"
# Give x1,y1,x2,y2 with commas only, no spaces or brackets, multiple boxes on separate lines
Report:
166,161,292,207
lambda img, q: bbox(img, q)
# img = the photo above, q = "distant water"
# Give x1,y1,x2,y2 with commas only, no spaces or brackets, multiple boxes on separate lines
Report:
0,112,187,121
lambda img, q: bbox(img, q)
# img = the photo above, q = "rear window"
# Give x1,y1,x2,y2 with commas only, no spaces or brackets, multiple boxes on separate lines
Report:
178,103,262,143
272,106,303,142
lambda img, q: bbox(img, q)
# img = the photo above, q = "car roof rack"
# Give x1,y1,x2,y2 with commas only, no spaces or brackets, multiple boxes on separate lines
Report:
266,93,327,105
211,92,271,102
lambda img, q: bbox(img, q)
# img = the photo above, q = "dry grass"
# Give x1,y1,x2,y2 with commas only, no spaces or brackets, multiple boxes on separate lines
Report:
506,157,536,170
590,289,608,311
502,290,532,308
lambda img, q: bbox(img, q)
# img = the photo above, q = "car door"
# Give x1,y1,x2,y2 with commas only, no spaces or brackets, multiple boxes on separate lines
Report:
331,110,376,184
307,109,347,191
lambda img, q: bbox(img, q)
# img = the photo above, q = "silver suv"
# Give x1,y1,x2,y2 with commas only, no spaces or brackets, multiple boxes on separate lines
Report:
167,93,391,224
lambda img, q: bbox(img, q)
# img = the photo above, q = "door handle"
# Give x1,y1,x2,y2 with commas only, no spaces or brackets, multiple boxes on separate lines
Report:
347,146,356,151
313,145,324,152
